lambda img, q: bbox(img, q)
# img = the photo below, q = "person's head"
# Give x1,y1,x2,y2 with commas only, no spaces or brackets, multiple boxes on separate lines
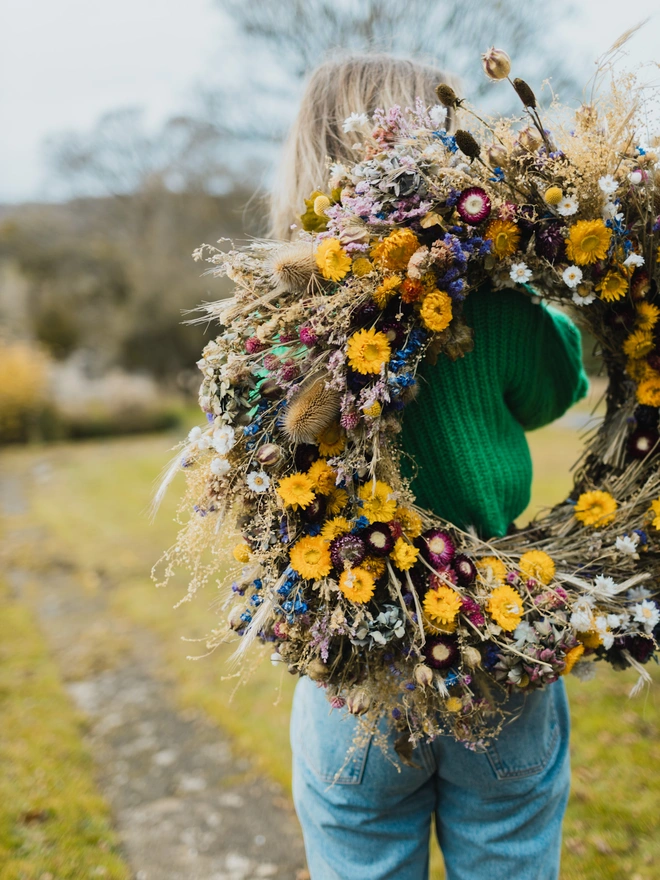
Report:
270,53,456,239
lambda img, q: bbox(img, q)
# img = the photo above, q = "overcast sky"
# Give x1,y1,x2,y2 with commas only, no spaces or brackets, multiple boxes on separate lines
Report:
1,0,658,203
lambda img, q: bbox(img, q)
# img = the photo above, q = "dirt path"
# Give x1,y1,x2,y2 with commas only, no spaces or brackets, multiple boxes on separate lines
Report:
2,469,307,880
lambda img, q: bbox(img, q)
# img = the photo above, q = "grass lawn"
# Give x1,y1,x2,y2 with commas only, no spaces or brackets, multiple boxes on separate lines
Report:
1,381,659,879
0,577,131,880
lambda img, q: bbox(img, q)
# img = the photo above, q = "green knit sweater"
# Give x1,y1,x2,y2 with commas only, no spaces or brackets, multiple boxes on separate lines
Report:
400,287,589,538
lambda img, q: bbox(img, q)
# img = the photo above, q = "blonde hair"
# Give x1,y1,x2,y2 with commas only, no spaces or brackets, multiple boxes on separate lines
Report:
269,53,455,240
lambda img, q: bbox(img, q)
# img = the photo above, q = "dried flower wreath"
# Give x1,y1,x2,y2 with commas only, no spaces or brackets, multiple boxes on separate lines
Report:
156,43,660,750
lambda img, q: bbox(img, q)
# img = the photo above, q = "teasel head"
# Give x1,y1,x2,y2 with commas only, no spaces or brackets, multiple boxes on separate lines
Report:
282,375,341,444
454,129,481,161
512,78,537,109
268,241,319,293
435,83,462,108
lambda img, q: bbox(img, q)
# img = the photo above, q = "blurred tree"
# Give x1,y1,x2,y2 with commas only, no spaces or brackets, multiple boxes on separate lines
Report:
214,0,582,109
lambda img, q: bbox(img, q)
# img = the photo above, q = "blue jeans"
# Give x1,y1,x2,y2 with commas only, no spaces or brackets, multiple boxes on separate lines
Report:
291,676,570,880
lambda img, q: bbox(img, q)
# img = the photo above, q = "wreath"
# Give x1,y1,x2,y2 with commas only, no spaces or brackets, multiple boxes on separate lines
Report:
157,48,660,749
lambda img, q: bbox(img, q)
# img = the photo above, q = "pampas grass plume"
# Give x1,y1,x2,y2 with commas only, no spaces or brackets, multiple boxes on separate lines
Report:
283,376,340,444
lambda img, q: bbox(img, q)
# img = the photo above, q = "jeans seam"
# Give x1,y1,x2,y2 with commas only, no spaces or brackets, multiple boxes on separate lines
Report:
486,693,560,780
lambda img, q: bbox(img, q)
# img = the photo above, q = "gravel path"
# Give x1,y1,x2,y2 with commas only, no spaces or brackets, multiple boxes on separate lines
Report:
2,469,308,880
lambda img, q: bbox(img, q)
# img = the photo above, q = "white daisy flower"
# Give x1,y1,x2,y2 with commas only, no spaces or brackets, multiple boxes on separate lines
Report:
342,112,369,133
509,262,532,284
633,599,660,633
246,470,271,493
428,105,448,128
556,196,578,216
188,426,202,442
598,174,619,195
623,252,645,268
572,289,596,306
570,598,595,632
562,265,583,288
606,614,622,629
328,162,348,188
594,574,618,596
594,616,614,649
615,534,639,556
210,457,231,477
628,170,643,185
628,585,651,602
212,424,236,455
197,434,212,450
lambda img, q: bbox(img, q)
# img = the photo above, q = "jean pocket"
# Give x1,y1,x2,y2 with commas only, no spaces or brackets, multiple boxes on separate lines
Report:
291,678,372,785
485,686,560,780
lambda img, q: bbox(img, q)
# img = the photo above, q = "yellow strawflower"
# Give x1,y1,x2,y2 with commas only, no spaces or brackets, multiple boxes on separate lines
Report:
321,516,353,541
477,556,507,585
373,275,402,307
277,472,316,510
623,329,654,360
289,535,332,579
394,507,423,538
561,644,585,675
636,302,660,332
358,480,397,523
361,556,387,578
307,459,337,494
346,328,391,374
391,538,419,571
420,290,453,332
488,585,524,631
566,220,612,265
574,490,617,527
315,238,351,282
445,696,463,713
519,550,555,584
338,566,376,603
325,486,349,515
317,421,346,457
596,270,628,302
636,374,660,407
484,218,521,259
371,228,420,271
423,585,462,626
648,498,660,530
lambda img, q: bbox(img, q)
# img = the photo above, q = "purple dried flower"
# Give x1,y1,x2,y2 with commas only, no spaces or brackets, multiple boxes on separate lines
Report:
534,222,566,264
453,554,477,586
424,636,459,669
363,523,394,557
461,596,485,627
330,534,367,570
420,529,455,567
456,187,491,225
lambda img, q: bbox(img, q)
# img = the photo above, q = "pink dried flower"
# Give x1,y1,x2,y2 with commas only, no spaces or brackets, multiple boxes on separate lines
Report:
300,324,318,346
245,337,265,354
263,354,281,371
330,696,346,709
340,410,360,430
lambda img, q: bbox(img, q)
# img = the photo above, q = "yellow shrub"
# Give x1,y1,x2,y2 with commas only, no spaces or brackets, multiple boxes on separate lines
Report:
0,339,51,441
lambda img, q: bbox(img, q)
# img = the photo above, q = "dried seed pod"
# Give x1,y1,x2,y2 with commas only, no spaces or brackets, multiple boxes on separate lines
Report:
435,83,461,108
518,126,542,152
268,241,318,292
454,129,481,160
482,47,511,81
414,664,434,687
256,443,282,467
282,376,341,444
346,690,371,715
485,143,508,168
463,646,483,668
307,658,330,681
513,77,537,109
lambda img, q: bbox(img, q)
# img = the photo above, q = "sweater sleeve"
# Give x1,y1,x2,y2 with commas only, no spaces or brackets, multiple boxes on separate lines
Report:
500,290,589,431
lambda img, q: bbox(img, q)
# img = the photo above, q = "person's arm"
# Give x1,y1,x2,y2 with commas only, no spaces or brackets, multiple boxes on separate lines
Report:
500,290,589,431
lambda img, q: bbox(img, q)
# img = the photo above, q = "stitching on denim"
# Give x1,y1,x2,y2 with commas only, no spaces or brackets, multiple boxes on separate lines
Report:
486,694,560,780
318,737,372,785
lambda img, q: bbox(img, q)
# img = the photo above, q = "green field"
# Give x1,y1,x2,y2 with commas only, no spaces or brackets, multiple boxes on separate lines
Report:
1,384,659,879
